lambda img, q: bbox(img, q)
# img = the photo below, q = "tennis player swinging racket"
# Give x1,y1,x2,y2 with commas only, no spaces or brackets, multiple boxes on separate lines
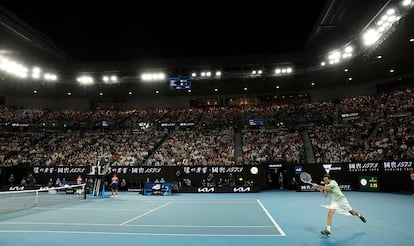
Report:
300,172,366,237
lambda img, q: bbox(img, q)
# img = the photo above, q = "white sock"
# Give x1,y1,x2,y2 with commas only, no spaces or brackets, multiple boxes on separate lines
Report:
327,226,331,232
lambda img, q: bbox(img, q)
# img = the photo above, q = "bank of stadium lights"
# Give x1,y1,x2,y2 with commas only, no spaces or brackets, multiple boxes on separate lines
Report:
102,75,118,84
0,57,28,78
362,7,402,47
77,76,94,85
141,73,165,81
192,71,221,78
321,46,353,66
0,56,58,81
274,67,293,75
251,70,263,75
402,0,413,7
44,73,58,81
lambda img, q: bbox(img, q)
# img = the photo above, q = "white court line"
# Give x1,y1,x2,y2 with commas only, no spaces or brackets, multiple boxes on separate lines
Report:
120,202,172,225
256,199,286,236
32,207,150,211
0,222,274,228
136,199,257,203
0,230,283,237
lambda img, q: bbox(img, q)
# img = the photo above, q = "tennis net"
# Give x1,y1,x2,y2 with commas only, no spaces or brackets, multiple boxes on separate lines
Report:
0,184,85,215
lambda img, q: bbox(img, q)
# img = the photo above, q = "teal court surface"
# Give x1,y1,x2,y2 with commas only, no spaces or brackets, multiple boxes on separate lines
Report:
0,191,413,246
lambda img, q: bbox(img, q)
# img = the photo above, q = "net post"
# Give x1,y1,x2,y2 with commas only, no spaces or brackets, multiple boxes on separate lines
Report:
101,184,105,198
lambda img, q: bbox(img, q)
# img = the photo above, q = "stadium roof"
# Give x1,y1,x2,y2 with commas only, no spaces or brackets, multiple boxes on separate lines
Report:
0,0,413,99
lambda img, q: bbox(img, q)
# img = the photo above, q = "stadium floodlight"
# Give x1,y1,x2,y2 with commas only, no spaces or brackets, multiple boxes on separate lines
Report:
214,88,218,92
44,73,58,81
275,66,293,75
110,75,118,82
258,70,262,74
402,0,412,7
102,76,109,82
99,92,103,96
77,76,94,85
32,67,41,74
206,72,211,77
363,29,380,46
141,72,165,81
128,91,132,95
409,38,414,42
215,71,222,76
276,85,280,89
191,72,197,77
32,73,41,79
201,72,206,77
252,70,257,74
67,92,71,96
321,61,326,66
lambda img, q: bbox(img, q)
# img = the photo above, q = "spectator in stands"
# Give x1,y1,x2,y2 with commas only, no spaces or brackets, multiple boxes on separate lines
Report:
184,178,192,187
55,177,61,187
175,170,183,187
48,178,54,187
8,174,15,186
278,172,284,189
120,178,127,190
411,171,414,196
76,175,83,185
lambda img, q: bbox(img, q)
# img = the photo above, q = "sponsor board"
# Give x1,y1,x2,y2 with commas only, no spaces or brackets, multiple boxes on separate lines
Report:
383,161,413,172
297,184,318,192
194,187,256,193
294,166,303,174
348,162,380,172
197,187,215,193
322,164,342,174
233,187,251,192
9,186,25,191
339,184,352,191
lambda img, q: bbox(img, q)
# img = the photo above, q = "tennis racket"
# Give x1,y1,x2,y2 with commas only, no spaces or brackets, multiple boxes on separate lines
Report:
300,172,314,185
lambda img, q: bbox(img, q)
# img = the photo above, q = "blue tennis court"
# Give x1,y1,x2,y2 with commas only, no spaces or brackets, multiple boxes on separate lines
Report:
0,191,413,246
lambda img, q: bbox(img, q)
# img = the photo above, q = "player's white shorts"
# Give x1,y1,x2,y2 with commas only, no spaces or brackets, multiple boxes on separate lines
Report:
329,200,352,211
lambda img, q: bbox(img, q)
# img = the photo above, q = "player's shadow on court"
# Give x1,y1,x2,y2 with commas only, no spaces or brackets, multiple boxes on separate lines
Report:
319,232,367,245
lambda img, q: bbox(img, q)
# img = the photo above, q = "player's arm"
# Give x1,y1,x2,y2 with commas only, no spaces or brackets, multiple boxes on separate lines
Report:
310,183,328,197
312,183,330,191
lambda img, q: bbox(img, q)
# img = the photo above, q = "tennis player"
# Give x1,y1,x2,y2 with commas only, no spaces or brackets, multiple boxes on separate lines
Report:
312,174,366,237
110,173,119,198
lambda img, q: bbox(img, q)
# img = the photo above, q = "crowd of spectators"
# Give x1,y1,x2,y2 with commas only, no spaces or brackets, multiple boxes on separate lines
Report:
1,86,413,166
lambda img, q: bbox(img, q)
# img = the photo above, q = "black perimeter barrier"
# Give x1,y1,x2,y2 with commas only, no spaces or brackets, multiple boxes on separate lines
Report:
0,160,413,193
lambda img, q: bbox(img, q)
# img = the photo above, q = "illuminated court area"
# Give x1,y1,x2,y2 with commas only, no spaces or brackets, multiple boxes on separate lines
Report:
0,191,413,246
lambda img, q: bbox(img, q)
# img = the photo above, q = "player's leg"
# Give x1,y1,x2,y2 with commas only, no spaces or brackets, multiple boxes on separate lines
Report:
321,208,335,236
349,209,366,223
341,201,366,223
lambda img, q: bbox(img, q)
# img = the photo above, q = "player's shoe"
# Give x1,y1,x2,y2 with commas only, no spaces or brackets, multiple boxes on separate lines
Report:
359,215,366,223
321,230,331,237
